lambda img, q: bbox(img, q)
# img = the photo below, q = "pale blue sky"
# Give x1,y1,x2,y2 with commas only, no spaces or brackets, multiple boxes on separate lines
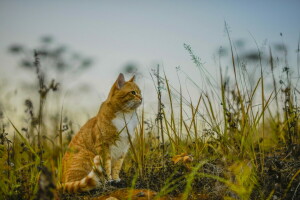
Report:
0,0,299,113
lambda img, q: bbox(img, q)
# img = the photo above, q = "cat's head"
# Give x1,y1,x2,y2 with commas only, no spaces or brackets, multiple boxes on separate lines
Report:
107,73,142,112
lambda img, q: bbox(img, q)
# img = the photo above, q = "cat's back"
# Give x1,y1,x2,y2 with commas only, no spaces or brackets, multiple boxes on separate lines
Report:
68,116,98,148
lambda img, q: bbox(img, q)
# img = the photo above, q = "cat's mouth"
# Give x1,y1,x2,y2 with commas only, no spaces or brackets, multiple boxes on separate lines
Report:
123,100,142,110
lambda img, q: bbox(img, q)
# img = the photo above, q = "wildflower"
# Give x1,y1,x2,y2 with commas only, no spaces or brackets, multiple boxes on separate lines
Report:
172,153,193,164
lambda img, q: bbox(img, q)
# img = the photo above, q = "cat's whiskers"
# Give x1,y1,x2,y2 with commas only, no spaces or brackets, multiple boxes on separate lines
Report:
123,100,140,111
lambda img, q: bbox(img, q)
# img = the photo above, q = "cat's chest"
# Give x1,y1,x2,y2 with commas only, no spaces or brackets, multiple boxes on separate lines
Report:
112,111,138,137
110,112,138,159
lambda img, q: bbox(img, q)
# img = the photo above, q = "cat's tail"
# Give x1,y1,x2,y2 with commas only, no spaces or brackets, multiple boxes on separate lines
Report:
61,169,103,193
59,156,104,193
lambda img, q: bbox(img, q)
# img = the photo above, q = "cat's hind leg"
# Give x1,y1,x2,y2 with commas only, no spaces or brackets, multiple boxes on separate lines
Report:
61,155,104,193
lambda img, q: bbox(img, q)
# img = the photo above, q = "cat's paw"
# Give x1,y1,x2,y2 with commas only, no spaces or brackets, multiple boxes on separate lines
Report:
113,178,121,182
106,179,114,184
105,178,120,185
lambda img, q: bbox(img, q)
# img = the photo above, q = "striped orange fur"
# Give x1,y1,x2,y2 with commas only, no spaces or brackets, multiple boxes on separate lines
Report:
61,73,142,193
61,155,103,193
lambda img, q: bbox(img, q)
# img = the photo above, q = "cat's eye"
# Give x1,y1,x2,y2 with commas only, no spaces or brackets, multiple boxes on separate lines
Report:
131,91,136,95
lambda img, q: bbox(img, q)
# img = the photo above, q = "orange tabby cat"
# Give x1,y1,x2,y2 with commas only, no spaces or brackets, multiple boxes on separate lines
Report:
61,73,142,193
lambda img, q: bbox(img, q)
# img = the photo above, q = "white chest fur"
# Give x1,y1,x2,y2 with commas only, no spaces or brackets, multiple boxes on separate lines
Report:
110,111,138,160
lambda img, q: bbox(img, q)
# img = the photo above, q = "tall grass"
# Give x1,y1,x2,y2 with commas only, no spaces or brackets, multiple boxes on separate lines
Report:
0,32,300,199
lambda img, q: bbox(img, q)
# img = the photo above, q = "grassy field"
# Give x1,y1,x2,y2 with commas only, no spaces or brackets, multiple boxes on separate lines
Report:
1,32,300,200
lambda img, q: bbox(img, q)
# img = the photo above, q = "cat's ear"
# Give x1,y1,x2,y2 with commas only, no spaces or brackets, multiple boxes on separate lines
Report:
116,73,125,89
107,73,125,100
129,75,135,82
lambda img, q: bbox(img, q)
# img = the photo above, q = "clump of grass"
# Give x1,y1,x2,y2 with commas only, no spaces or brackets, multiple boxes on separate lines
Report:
1,29,300,200
120,27,300,199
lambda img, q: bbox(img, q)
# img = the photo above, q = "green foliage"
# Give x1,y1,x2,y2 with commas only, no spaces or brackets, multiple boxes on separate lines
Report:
1,31,300,199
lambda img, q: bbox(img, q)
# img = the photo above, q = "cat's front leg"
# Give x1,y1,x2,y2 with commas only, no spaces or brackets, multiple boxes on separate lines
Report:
112,154,125,182
103,148,112,181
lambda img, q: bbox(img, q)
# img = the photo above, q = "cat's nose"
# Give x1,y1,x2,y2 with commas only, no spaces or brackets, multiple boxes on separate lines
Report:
137,95,143,102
